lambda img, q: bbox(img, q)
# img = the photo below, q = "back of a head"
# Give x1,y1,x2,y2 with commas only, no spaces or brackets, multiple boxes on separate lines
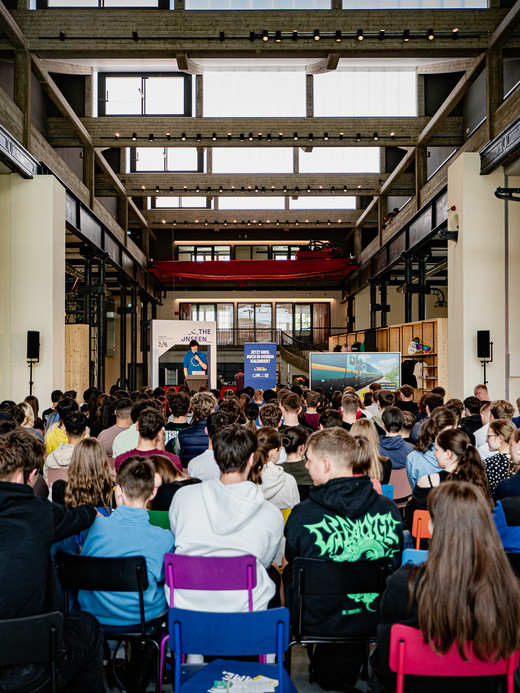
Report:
416,481,520,661
319,409,342,429
149,454,182,485
291,385,303,397
401,410,416,432
350,417,380,450
256,426,282,456
416,406,456,452
400,384,414,400
244,402,259,423
254,389,263,401
115,398,133,421
207,410,235,440
4,428,45,481
377,390,395,410
490,399,515,421
18,402,34,427
116,456,155,501
64,411,88,439
369,383,382,393
69,437,108,477
24,395,39,419
282,426,309,454
153,387,166,399
130,400,155,424
213,424,257,474
57,397,79,422
307,427,357,472
489,417,517,442
190,392,217,420
167,391,190,418
137,408,165,440
219,397,241,421
259,402,282,428
0,419,17,436
0,437,23,481
431,386,446,399
280,391,301,414
463,395,481,415
51,389,63,404
424,392,444,413
67,437,113,509
341,393,359,415
223,389,238,401
382,406,404,433
263,389,277,403
5,405,24,426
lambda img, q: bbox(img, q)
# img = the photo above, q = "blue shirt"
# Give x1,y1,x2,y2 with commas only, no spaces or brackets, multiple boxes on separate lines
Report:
78,505,174,626
183,349,208,375
406,446,442,489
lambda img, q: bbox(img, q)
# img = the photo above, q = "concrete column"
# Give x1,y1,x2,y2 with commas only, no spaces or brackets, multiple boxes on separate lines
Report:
0,174,66,403
447,153,507,400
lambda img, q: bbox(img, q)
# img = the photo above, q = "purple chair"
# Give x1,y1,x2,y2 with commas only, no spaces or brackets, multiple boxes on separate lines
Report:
159,553,258,692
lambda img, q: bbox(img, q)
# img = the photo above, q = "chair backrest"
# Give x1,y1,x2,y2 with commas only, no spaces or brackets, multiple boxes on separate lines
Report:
411,509,431,550
292,557,389,640
389,468,412,506
381,484,394,499
0,611,63,667
281,508,292,525
389,623,519,693
401,548,429,566
164,553,257,610
55,553,149,633
169,607,290,693
148,510,170,530
47,467,69,487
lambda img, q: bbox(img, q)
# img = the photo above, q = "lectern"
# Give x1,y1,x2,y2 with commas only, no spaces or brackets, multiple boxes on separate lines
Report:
185,374,209,391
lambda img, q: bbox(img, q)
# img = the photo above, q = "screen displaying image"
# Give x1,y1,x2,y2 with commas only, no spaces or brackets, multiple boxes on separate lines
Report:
309,352,401,399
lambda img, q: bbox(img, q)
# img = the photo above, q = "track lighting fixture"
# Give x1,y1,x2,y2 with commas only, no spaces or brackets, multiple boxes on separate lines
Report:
293,132,298,141
335,30,342,42
267,133,272,141
227,133,232,140
452,27,459,39
248,133,254,141
212,133,217,141
170,187,173,193
196,133,201,142
114,132,120,139
132,133,137,141
427,28,434,40
373,132,379,140
308,133,314,141
155,185,160,193
59,30,65,41
166,133,171,140
357,29,364,41
250,30,256,41
390,131,395,139
262,29,269,41
132,30,139,41
323,132,329,141
181,132,186,141
339,132,344,140
313,29,320,41
149,133,154,141
379,29,385,40
219,31,225,41
356,133,361,141
292,30,298,41
239,133,244,141
275,30,282,42
403,29,410,41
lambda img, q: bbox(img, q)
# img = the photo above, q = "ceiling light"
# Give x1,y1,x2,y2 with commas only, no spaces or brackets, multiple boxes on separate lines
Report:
292,30,298,41
149,133,154,141
219,31,225,41
196,133,201,142
278,132,283,140
313,29,320,41
114,132,120,139
161,219,166,224
132,30,138,41
390,131,395,139
335,30,342,42
452,27,459,39
339,132,344,140
427,28,434,40
307,186,311,193
275,30,282,42
293,132,298,140
141,185,146,190
267,133,272,141
250,30,256,41
379,29,385,40
132,132,137,141
181,132,186,141
356,133,361,141
248,133,254,141
155,185,160,192
403,29,410,41
262,29,269,41
357,29,364,41
373,132,379,140
308,132,313,141
166,132,171,140
59,30,65,40
240,133,244,141
212,132,217,141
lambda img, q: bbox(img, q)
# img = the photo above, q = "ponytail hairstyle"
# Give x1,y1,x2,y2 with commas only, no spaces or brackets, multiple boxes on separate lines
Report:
350,417,385,481
436,428,492,506
351,435,373,476
282,426,309,455
244,402,259,432
415,406,457,453
252,426,282,485
489,419,518,475
409,481,520,661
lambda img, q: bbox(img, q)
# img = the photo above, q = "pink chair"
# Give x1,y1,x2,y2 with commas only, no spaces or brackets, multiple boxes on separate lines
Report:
159,553,258,691
389,468,413,508
47,468,69,488
389,623,519,693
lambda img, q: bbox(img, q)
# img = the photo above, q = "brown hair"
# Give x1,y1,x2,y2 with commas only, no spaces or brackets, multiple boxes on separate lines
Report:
341,393,359,415
116,456,155,501
149,454,186,485
409,481,520,661
304,390,321,409
415,406,457,453
190,392,217,420
280,392,301,414
489,400,515,421
259,403,282,428
255,426,282,484
435,428,491,505
307,427,357,471
350,418,386,481
65,438,113,511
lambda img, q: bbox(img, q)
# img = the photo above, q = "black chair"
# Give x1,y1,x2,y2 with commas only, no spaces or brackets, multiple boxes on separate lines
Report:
55,553,164,693
285,556,389,673
0,611,63,693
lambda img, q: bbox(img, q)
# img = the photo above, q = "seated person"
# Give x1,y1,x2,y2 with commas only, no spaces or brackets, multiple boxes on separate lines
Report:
79,457,174,627
150,454,201,511
406,407,456,488
395,384,419,415
302,390,321,431
43,411,88,483
495,428,520,500
169,424,284,612
281,425,312,487
164,391,191,449
114,408,181,472
372,481,520,693
112,400,157,459
175,392,217,468
379,407,414,469
97,397,132,465
280,392,314,433
0,430,103,693
45,396,79,454
187,410,235,481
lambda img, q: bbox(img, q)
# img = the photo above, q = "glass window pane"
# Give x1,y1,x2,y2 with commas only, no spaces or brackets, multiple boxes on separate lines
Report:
300,147,380,174
215,246,231,260
187,0,329,7
166,148,200,171
213,148,293,174
135,147,165,171
180,197,207,208
235,246,251,260
48,0,97,5
155,197,180,208
198,304,216,321
204,73,305,117
105,77,142,115
276,303,293,333
252,246,269,259
104,0,157,5
256,303,272,341
343,0,484,6
145,77,185,115
290,196,357,209
295,304,312,332
272,245,289,260
314,71,416,117
238,303,255,343
219,197,285,210
217,304,234,345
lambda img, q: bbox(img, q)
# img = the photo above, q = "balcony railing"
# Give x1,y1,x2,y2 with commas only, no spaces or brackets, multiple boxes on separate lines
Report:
214,327,347,347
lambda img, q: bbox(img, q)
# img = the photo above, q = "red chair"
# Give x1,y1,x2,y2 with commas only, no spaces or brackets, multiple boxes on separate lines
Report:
411,509,431,550
159,553,258,692
389,623,519,693
389,468,413,508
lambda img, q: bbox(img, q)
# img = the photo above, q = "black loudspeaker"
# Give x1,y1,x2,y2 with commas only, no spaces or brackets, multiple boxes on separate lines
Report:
27,331,40,361
477,330,491,359
364,329,378,352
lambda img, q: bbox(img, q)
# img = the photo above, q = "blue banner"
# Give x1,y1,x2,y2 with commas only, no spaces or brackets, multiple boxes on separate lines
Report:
244,343,277,390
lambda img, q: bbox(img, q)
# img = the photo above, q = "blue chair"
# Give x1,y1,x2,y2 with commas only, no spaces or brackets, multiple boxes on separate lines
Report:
381,484,394,499
401,548,428,566
167,607,298,692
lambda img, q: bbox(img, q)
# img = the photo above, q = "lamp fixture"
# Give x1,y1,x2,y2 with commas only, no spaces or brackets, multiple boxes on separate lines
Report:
357,29,364,41
181,132,186,141
309,133,314,141
293,132,299,140
267,133,272,141
248,133,254,141
132,30,138,41
292,30,298,41
373,132,379,140
356,133,361,141
403,29,410,41
166,133,171,140
339,132,344,140
132,132,137,141
227,132,232,140
212,132,217,141
335,30,342,42
427,28,434,40
141,185,146,190
114,132,120,139
275,30,282,42
59,30,65,40
323,132,329,141
390,131,395,139
196,133,201,142
379,29,385,40
313,29,320,41
262,29,269,41
155,185,160,193
249,30,256,41
149,133,154,141
239,133,244,141
452,27,459,39
219,31,225,41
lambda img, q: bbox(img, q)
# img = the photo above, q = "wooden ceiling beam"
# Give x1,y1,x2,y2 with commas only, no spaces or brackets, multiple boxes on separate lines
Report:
40,59,94,75
490,0,520,49
175,52,204,74
415,58,478,74
145,208,361,226
306,53,340,74
0,2,27,50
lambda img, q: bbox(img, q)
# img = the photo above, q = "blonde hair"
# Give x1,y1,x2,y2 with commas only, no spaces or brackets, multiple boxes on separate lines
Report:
350,418,386,482
64,438,113,512
18,402,34,428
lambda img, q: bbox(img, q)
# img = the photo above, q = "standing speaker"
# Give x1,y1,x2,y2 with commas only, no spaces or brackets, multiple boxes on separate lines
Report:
27,331,40,361
477,330,490,359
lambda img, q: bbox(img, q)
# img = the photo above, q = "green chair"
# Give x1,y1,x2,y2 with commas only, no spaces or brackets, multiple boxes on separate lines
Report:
148,510,170,530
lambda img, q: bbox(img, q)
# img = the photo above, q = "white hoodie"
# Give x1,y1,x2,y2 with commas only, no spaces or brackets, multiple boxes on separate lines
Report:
260,462,300,510
168,478,283,612
43,442,74,482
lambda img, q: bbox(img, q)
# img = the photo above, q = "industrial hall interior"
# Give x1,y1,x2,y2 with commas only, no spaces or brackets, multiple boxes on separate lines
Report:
3,0,520,691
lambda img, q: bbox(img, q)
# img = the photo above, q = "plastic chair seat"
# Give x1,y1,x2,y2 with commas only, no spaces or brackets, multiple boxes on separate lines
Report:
411,509,431,550
401,548,429,566
389,468,413,507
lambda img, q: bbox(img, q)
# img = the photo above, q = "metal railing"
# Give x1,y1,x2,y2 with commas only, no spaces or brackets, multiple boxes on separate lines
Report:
214,327,347,348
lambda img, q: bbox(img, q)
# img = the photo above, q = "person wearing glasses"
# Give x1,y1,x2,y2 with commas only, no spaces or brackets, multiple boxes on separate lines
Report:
484,419,518,498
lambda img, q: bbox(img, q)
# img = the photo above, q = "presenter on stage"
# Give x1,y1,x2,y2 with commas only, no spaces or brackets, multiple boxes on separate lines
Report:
183,339,208,381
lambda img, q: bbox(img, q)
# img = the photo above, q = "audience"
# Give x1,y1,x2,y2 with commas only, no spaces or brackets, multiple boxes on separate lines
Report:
351,417,391,484
43,411,88,483
187,409,234,481
379,406,414,469
256,427,300,510
97,397,132,465
45,396,79,454
149,454,200,511
114,408,181,472
175,392,217,467
406,406,457,488
495,428,520,500
112,400,156,458
484,418,518,497
281,426,312,487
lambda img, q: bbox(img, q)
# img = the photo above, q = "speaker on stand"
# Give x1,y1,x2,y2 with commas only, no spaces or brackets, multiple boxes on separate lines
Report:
476,330,493,385
27,331,40,396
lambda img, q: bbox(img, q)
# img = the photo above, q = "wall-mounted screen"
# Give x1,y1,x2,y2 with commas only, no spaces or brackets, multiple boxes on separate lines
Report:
309,352,401,399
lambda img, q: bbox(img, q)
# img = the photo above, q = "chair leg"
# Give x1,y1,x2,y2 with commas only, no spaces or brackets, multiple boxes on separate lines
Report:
159,634,169,693
285,642,293,675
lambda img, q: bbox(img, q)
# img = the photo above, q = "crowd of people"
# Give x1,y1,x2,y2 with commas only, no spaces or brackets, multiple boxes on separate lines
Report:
1,378,520,692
